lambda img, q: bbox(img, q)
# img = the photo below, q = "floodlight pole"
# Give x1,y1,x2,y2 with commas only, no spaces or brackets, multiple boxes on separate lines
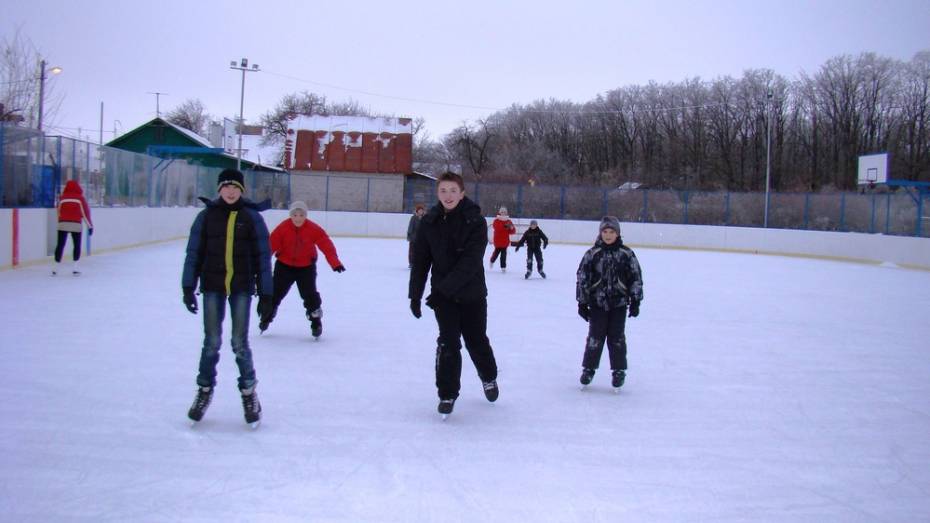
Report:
764,89,773,228
37,59,62,131
230,58,260,171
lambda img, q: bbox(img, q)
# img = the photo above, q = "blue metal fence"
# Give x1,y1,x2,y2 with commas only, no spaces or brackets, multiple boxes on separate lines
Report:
403,178,930,238
1,126,290,209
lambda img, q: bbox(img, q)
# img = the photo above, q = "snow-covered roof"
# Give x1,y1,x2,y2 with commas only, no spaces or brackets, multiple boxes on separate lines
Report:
287,115,412,135
163,120,214,148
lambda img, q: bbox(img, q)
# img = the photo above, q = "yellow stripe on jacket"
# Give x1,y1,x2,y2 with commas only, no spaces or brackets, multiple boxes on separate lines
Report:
224,211,238,295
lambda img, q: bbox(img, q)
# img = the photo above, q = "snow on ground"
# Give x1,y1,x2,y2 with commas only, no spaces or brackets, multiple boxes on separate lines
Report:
1,236,929,522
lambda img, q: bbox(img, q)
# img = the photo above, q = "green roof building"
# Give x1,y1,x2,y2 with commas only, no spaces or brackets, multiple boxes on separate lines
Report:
106,117,283,172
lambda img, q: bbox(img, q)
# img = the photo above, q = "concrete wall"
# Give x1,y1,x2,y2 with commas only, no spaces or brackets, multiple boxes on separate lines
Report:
3,208,929,271
288,172,404,213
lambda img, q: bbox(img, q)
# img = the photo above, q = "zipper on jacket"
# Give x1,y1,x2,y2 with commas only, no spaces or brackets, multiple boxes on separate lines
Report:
224,211,238,295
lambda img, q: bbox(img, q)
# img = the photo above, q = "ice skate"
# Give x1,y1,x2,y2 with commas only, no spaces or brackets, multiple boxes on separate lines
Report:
482,380,499,402
240,386,262,428
580,368,595,390
438,398,455,420
308,308,323,339
524,271,531,279
612,370,626,392
71,260,81,276
187,386,214,424
539,271,546,279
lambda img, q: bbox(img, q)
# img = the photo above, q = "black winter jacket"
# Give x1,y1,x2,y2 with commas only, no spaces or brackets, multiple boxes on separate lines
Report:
576,238,643,309
406,214,423,242
515,227,549,251
182,197,273,296
408,197,488,304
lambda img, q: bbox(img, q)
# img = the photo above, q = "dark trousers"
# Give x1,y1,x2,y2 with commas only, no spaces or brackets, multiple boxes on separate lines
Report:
525,247,543,272
582,306,628,371
489,247,508,268
433,297,498,400
269,260,321,319
54,231,82,262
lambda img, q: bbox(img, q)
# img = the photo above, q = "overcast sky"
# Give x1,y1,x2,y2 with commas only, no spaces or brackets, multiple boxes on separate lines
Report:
3,0,929,143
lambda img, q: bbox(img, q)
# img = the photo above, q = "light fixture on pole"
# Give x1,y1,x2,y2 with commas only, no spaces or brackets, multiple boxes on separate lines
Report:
229,57,260,171
763,89,774,228
37,59,63,132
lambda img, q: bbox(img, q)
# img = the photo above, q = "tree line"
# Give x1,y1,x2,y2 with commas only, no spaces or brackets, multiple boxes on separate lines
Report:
425,51,930,192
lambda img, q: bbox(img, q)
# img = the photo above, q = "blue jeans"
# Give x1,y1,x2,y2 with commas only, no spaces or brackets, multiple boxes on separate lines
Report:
196,292,257,390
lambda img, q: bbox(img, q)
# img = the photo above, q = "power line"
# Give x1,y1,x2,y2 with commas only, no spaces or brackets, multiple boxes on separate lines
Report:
262,69,736,117
262,69,500,111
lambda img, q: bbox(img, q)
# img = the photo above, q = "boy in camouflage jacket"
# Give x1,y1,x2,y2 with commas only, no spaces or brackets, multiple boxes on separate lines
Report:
575,216,643,389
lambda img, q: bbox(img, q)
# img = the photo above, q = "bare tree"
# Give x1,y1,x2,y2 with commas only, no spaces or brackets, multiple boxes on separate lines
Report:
1,28,63,129
165,98,210,135
259,92,373,147
447,119,496,180
259,91,330,146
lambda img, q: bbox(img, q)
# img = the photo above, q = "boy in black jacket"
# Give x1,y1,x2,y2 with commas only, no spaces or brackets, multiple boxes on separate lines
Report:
181,169,274,426
514,219,549,279
408,171,500,419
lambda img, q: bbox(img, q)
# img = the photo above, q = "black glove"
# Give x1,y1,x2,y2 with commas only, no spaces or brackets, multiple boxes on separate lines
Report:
88,228,94,237
577,303,590,322
628,300,640,318
543,243,547,249
333,264,346,273
183,287,198,314
410,299,422,319
514,245,521,252
257,295,273,319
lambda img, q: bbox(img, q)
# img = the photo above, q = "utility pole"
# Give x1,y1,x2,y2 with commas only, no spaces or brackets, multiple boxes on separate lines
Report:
37,59,62,132
764,89,774,228
148,91,168,117
99,102,104,145
229,57,260,170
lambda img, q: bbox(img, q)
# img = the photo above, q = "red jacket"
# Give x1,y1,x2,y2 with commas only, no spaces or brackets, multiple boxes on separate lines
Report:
269,218,342,269
491,216,515,248
58,180,93,227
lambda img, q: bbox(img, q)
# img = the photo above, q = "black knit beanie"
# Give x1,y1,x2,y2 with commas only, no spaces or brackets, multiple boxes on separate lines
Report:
217,169,245,193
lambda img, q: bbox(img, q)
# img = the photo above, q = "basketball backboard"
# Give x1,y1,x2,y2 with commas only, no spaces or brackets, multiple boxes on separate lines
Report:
858,153,888,185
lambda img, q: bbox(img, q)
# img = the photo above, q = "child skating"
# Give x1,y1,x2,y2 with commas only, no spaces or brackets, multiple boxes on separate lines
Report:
514,219,548,279
575,216,643,392
260,201,345,339
489,206,515,272
182,169,273,427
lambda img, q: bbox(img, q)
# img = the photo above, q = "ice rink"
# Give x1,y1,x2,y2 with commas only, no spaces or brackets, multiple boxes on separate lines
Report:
2,236,929,522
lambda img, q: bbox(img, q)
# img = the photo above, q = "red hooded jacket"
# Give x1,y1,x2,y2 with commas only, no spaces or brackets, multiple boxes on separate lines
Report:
491,215,515,248
269,218,342,269
58,180,93,227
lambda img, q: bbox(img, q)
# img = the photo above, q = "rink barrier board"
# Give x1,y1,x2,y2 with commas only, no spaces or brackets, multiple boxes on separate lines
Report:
2,208,928,271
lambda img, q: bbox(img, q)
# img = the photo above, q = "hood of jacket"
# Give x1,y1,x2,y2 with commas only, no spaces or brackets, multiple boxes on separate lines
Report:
62,180,83,197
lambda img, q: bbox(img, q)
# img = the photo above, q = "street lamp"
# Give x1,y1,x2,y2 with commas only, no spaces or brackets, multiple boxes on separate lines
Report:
229,57,260,170
763,89,774,228
37,59,62,132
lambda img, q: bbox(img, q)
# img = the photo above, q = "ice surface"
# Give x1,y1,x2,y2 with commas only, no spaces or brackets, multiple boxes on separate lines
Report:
2,237,929,522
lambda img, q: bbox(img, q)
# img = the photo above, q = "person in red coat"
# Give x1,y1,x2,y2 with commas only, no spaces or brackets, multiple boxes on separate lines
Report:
259,201,345,338
489,206,515,272
53,179,94,276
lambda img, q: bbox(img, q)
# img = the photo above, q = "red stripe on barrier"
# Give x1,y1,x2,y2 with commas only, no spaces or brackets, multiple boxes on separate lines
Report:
12,208,19,267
